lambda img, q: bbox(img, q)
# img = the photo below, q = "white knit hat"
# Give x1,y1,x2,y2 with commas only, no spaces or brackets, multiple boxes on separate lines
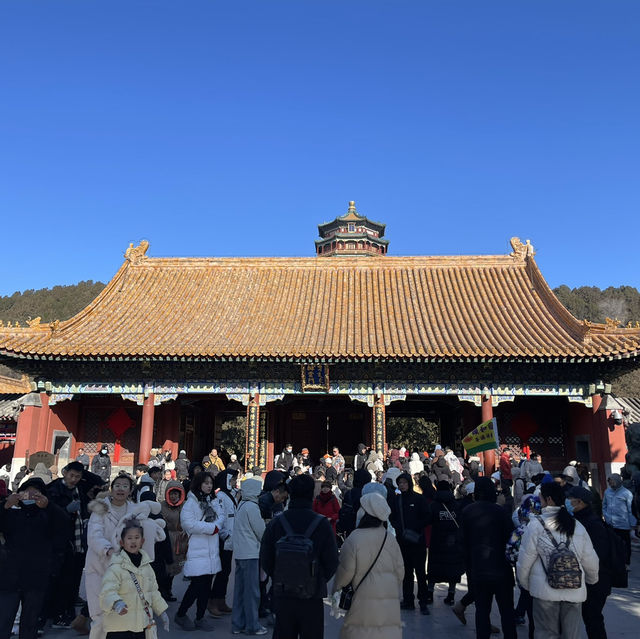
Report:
360,492,391,522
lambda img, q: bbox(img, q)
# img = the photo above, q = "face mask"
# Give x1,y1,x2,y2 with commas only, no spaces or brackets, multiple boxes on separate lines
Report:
286,448,292,453
101,449,107,455
564,498,574,516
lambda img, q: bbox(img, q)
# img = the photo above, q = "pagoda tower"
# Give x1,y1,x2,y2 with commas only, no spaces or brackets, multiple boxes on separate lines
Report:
315,201,389,257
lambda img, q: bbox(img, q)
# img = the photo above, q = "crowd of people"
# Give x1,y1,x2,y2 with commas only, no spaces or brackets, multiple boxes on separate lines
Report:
0,441,638,639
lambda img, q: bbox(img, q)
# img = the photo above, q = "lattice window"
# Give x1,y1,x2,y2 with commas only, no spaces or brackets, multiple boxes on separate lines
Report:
82,409,102,455
504,435,521,445
529,435,545,444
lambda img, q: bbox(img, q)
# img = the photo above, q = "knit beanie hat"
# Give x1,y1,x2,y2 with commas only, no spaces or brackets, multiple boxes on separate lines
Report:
360,492,391,522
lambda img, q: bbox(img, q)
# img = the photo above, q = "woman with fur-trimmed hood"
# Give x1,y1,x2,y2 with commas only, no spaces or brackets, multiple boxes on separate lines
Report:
160,481,187,579
85,475,165,639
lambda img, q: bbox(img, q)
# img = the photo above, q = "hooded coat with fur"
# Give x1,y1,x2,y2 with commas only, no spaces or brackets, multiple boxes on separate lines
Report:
86,494,164,620
160,481,187,576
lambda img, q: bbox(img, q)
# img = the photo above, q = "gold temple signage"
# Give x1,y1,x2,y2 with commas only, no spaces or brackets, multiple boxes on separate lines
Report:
245,395,259,470
301,364,329,392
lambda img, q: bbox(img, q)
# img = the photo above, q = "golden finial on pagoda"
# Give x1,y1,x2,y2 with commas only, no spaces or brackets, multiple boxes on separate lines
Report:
348,201,356,212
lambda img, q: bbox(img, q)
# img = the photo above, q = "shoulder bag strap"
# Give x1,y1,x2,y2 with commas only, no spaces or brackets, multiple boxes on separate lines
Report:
535,515,561,549
354,531,387,591
442,502,459,529
127,569,155,628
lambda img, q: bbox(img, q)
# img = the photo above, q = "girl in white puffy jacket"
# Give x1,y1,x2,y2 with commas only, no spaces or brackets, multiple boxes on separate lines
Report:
174,472,225,631
86,475,166,639
516,482,599,639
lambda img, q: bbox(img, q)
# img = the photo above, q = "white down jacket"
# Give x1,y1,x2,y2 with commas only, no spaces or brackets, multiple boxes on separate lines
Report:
516,506,599,603
181,492,225,577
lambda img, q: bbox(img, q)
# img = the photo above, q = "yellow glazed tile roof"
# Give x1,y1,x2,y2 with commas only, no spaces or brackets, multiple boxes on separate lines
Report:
0,374,31,394
0,239,638,362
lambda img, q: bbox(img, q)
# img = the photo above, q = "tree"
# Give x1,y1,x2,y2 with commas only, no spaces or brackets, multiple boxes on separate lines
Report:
386,416,440,452
218,415,245,464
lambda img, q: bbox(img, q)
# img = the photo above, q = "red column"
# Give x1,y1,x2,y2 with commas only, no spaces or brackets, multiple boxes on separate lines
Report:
481,395,496,474
139,394,155,464
33,393,51,452
591,394,607,492
14,405,39,462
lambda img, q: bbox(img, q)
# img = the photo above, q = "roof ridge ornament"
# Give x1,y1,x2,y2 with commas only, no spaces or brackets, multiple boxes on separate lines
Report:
125,240,150,265
509,237,535,260
605,317,621,331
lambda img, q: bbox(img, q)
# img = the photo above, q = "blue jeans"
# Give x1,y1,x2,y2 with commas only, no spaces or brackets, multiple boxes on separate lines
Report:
231,558,261,633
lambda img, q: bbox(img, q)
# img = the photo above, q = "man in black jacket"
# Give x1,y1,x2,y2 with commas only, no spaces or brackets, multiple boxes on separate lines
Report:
568,486,612,639
260,473,338,639
45,461,90,628
389,472,430,613
275,444,295,474
0,477,68,639
460,477,516,639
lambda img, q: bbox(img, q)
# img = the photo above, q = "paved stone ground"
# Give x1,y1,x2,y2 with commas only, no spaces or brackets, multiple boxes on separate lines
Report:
40,535,640,638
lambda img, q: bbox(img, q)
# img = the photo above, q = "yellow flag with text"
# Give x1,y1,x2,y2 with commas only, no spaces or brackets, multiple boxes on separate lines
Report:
462,418,499,455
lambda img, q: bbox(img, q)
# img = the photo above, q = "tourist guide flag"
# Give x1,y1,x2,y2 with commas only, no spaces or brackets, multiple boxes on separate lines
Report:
462,418,500,455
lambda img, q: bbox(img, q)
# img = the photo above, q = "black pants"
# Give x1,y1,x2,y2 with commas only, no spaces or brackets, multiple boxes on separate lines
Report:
50,551,85,619
582,581,610,639
273,596,324,639
177,574,214,620
0,588,47,639
211,544,232,599
613,528,631,565
400,543,428,605
151,556,170,597
471,579,516,639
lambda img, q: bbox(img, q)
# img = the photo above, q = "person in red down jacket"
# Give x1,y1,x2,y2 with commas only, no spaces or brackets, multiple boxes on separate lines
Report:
499,448,514,496
313,480,340,536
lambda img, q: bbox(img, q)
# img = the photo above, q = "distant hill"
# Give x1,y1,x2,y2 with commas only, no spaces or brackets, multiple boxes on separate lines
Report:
0,280,638,394
0,280,106,326
554,285,640,327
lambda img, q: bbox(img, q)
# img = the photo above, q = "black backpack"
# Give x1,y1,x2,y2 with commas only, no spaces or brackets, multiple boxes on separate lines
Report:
272,513,323,599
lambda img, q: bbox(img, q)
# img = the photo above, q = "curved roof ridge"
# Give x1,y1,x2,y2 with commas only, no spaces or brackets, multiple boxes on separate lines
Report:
1,239,638,361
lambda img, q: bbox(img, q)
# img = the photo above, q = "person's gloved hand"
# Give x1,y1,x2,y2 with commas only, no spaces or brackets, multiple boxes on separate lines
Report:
66,500,81,514
160,612,170,631
113,600,128,615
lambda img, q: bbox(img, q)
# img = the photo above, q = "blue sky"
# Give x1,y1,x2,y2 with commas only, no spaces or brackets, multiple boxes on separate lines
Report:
1,0,639,296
